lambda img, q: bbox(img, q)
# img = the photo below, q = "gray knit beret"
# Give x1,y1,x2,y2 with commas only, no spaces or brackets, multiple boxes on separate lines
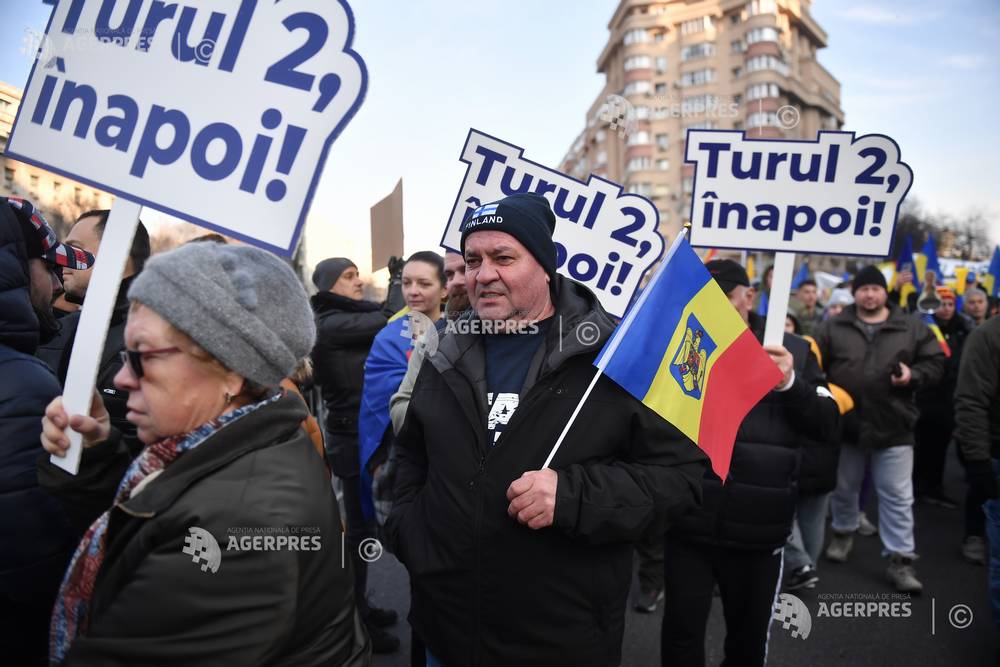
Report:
128,242,316,386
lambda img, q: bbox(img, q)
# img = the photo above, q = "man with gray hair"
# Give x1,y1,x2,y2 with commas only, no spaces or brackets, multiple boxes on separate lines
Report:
964,287,990,327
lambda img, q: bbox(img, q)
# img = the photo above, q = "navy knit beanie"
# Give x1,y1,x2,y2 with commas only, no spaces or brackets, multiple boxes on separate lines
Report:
460,194,557,282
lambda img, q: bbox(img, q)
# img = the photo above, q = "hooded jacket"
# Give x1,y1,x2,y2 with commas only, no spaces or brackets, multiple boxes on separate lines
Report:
0,202,76,640
813,304,945,449
384,276,707,667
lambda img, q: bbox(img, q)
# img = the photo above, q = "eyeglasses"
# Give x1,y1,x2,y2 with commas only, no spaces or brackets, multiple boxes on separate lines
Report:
118,347,182,379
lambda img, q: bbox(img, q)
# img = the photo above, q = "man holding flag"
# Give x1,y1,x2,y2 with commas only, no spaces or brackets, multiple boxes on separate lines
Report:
650,259,839,667
385,194,707,666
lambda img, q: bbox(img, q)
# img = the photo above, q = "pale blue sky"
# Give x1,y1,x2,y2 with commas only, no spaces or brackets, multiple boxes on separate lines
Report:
1,0,997,270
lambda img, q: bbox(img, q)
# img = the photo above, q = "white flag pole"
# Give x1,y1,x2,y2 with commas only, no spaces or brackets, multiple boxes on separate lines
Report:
52,199,142,474
541,226,690,469
763,251,796,347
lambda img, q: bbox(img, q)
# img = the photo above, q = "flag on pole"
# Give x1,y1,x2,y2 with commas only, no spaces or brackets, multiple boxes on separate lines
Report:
746,255,756,282
984,246,1000,298
893,237,917,307
921,235,941,283
791,262,810,290
595,234,782,480
921,312,951,358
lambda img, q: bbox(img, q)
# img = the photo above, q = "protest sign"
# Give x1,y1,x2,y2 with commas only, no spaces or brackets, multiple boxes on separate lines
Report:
371,178,403,273
11,0,367,473
442,129,664,318
684,129,913,344
8,0,367,254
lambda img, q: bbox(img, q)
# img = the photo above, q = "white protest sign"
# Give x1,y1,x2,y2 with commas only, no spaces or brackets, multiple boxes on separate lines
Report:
684,129,912,345
442,129,664,318
685,130,912,257
13,0,367,473
8,0,368,255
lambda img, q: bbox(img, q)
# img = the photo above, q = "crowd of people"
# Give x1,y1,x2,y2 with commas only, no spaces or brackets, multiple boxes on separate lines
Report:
1,191,998,666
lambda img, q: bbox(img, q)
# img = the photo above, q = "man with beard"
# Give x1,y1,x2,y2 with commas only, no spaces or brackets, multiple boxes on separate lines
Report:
36,210,150,438
0,197,92,665
816,265,944,592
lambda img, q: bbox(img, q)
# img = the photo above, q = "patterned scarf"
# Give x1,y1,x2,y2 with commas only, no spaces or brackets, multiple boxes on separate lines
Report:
50,394,281,663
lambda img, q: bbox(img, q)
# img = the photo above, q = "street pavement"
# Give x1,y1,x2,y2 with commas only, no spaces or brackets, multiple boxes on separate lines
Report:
365,449,995,666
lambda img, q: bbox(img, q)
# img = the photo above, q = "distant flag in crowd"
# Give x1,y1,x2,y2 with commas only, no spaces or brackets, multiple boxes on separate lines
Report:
954,266,970,295
920,234,942,284
985,245,1000,298
922,311,951,358
746,256,756,282
791,262,810,290
595,233,782,480
894,236,917,307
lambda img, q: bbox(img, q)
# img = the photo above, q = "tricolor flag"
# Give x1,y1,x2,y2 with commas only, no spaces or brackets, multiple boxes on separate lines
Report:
595,233,782,480
922,312,951,358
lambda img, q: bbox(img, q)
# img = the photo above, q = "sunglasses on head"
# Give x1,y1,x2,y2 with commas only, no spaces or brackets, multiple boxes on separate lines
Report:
119,347,182,379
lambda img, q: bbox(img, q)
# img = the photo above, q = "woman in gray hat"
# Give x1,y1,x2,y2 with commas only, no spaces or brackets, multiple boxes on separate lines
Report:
38,242,370,666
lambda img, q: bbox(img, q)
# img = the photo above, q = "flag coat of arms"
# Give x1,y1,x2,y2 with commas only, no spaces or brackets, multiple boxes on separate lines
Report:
595,235,781,480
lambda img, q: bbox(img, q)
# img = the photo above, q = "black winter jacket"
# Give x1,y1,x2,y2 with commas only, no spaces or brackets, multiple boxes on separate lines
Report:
311,283,403,475
38,394,369,666
671,313,840,550
916,312,976,423
0,203,77,636
813,304,945,449
384,276,707,667
37,276,137,438
954,316,1000,463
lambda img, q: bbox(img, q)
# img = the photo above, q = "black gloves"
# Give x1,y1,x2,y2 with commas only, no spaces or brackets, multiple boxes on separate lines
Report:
388,256,405,282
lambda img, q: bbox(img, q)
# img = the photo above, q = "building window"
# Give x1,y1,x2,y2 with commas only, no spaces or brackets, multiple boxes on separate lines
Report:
653,31,667,43
681,42,716,61
685,120,716,131
624,29,649,46
594,129,606,143
3,167,13,183
623,80,652,96
733,94,743,106
730,12,741,24
624,55,652,71
656,133,669,150
30,175,39,193
746,0,777,17
74,187,83,204
747,111,780,128
746,27,780,44
657,159,670,171
679,68,714,87
627,131,651,146
595,151,607,166
732,66,743,79
655,82,667,95
731,40,745,54
53,181,62,195
682,94,720,114
628,182,653,196
655,56,668,73
745,55,788,75
627,157,652,172
680,16,712,35
683,177,693,194
634,105,650,119
746,83,780,100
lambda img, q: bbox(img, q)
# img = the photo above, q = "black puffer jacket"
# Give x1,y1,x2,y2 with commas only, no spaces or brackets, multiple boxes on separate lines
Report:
385,276,707,667
38,394,369,666
311,283,402,475
0,202,77,653
813,304,945,449
671,313,840,550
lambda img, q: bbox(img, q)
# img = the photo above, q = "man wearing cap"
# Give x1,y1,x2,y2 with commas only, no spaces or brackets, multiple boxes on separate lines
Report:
385,194,707,666
660,259,838,667
0,197,91,665
37,209,151,439
309,254,404,653
815,265,944,592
